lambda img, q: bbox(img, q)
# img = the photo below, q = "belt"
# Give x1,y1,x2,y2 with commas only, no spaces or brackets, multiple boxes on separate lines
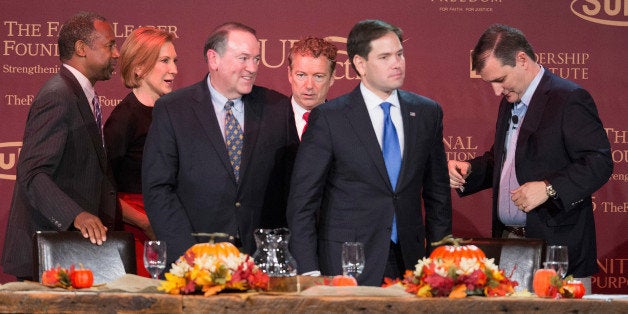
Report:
504,226,526,237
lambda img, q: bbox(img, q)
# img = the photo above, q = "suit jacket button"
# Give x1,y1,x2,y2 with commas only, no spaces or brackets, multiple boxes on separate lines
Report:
235,202,241,208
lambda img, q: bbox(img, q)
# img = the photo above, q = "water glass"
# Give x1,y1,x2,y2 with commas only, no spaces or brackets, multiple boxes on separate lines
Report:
144,240,167,279
341,242,365,279
545,245,568,278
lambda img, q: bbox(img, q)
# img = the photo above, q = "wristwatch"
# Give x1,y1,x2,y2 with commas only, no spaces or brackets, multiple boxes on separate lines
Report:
544,180,558,199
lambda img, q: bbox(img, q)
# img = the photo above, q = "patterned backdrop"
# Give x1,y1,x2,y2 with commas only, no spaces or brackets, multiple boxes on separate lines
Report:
1,0,626,293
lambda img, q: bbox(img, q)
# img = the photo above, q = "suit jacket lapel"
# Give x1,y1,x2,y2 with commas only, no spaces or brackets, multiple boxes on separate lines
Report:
344,87,393,191
516,70,552,152
494,99,511,174
60,67,109,174
287,99,299,142
239,92,262,184
396,90,422,190
189,79,235,181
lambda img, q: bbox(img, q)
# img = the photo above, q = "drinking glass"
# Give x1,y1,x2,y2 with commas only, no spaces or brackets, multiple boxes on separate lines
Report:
544,245,568,278
144,241,167,279
341,242,365,279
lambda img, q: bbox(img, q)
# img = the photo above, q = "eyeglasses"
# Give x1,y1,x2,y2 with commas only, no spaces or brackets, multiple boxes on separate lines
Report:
293,72,329,83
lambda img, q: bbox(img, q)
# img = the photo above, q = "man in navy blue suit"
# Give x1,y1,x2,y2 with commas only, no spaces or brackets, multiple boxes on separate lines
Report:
448,24,612,293
287,20,452,286
142,22,294,266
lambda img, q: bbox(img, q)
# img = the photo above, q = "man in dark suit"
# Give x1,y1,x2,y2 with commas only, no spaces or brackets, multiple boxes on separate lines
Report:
448,24,612,292
287,20,452,286
263,37,339,229
286,37,338,141
2,12,121,279
142,22,294,266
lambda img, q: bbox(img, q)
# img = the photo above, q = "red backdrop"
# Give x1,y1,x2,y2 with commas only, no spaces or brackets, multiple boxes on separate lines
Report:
1,0,626,293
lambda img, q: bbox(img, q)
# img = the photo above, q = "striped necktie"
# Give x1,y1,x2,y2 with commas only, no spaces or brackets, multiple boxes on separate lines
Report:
93,94,104,146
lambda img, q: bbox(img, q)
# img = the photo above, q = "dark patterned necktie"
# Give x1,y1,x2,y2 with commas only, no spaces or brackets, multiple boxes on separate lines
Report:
93,94,104,146
381,102,400,243
224,100,243,182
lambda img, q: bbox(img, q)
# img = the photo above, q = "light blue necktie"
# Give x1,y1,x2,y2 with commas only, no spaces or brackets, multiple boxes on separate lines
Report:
224,100,243,182
381,102,401,243
498,102,527,226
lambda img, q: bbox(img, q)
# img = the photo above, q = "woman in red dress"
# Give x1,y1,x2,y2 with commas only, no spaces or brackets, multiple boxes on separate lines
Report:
104,27,178,277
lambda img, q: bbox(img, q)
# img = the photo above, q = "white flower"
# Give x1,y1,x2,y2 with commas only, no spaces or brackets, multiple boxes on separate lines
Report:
434,265,448,277
414,257,431,277
169,260,190,277
222,253,246,270
483,258,499,272
456,257,481,275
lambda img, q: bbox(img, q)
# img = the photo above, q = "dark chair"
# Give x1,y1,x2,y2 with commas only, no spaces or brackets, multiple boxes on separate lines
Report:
467,237,545,292
33,231,136,284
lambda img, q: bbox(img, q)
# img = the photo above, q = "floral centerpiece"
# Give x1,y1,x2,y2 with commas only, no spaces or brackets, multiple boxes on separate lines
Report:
383,235,517,298
159,233,269,296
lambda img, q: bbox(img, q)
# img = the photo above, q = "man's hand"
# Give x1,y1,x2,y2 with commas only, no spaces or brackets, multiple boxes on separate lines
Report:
448,160,471,189
511,181,549,212
73,212,108,245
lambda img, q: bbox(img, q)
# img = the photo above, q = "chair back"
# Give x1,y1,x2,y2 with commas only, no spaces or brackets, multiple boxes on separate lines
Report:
33,231,136,284
468,237,545,292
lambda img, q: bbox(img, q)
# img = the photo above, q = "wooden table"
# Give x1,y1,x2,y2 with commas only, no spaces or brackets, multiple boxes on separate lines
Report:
1,290,627,313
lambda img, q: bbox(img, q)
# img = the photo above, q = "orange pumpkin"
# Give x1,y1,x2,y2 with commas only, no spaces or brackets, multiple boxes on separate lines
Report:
71,269,94,289
186,233,241,258
331,275,358,286
187,241,240,257
533,268,557,297
564,280,585,298
430,235,486,264
430,244,486,264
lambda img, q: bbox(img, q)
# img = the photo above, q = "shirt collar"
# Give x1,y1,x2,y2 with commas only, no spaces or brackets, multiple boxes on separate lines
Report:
63,64,95,101
291,97,310,117
207,75,243,112
360,82,399,110
519,65,545,107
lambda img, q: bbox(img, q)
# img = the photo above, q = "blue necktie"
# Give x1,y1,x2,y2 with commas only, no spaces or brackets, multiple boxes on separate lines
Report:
381,102,401,243
224,100,243,182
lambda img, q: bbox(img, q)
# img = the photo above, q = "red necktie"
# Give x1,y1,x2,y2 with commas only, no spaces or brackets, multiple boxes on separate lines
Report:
302,112,310,135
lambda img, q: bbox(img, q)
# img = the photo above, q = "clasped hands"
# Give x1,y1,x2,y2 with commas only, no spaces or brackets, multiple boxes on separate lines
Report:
447,160,549,212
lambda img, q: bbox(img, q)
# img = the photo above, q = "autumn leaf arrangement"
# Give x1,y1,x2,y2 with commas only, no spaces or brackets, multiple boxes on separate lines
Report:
41,264,94,289
383,235,518,298
159,234,269,296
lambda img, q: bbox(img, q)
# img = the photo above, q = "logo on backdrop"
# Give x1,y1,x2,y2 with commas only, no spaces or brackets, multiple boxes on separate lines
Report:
570,0,628,26
443,135,479,161
2,20,179,57
593,258,628,290
259,36,357,81
468,50,592,80
0,141,21,181
605,126,628,188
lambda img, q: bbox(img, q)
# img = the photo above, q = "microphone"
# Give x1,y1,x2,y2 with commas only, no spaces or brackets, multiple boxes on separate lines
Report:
512,115,519,124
